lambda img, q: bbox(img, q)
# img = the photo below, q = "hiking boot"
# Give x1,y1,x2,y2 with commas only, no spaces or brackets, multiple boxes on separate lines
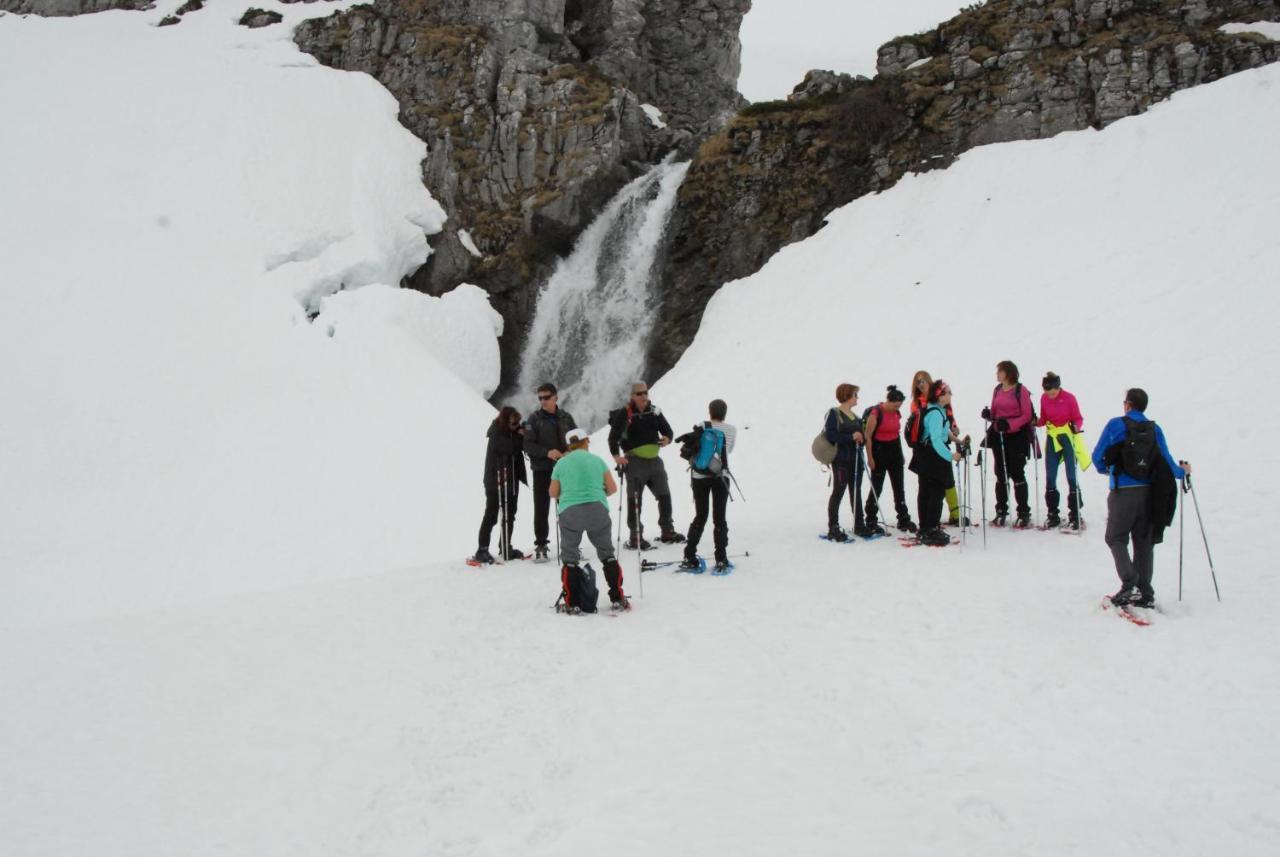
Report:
1045,512,1061,529
534,545,550,563
993,515,1008,527
472,547,495,564
826,527,849,543
863,523,888,537
678,556,703,571
502,547,525,561
657,531,686,544
1111,587,1138,606
921,528,952,547
947,515,971,527
713,559,732,574
1131,594,1155,609
1013,515,1032,529
624,536,653,551
1067,513,1080,531
852,522,872,538
610,595,631,611
897,518,918,533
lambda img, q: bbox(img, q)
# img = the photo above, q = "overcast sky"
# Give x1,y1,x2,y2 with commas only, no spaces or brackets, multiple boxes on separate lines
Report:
738,0,969,103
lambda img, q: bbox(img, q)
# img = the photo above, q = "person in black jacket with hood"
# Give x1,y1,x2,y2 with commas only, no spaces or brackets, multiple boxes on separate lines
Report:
608,381,684,549
523,383,577,563
473,406,529,564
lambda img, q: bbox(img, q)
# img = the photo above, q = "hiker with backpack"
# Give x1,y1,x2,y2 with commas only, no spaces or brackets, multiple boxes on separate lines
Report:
677,399,737,572
909,370,967,525
1038,372,1088,530
607,382,685,550
551,428,628,611
524,383,578,563
980,360,1035,528
824,383,868,541
1092,388,1189,608
472,406,528,564
908,379,963,547
864,385,916,534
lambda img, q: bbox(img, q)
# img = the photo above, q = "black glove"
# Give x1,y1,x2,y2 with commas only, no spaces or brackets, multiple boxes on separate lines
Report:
995,418,1010,433
981,407,992,421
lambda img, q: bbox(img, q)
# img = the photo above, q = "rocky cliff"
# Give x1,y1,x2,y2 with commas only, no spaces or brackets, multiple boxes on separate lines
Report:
650,0,1280,377
292,0,751,390
0,0,151,13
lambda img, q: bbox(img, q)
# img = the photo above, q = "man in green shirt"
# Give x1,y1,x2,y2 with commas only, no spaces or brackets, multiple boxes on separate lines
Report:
551,429,627,608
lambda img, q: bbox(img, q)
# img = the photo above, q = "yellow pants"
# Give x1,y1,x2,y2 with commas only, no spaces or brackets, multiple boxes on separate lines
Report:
946,487,959,518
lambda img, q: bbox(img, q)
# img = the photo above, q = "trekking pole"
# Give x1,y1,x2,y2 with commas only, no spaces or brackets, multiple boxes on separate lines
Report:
954,459,965,548
554,504,561,567
499,463,509,561
727,469,747,502
1031,429,1041,528
858,446,883,519
1178,476,1186,601
1185,474,1221,602
997,428,1010,522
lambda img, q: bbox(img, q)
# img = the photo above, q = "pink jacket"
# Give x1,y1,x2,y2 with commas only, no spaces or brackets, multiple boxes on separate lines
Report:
990,385,1033,433
1038,390,1083,432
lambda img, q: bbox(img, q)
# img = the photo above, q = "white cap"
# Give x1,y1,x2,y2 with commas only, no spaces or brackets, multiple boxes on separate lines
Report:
566,428,589,444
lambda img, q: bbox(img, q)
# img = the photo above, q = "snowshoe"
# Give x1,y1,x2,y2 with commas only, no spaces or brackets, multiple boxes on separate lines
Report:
501,547,526,561
533,545,551,564
824,527,849,543
946,515,971,527
471,547,495,565
920,528,953,547
624,536,654,551
1111,587,1138,606
656,531,686,544
992,515,1008,528
678,556,704,571
711,559,734,576
897,518,918,533
1013,516,1032,529
1044,513,1061,529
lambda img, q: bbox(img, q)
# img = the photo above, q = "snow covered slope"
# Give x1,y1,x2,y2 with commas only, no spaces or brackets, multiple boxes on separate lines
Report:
0,1,501,627
2,7,1279,857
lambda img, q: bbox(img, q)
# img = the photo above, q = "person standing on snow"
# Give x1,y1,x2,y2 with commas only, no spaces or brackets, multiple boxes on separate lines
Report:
523,383,577,563
472,406,528,564
551,429,627,609
909,379,963,547
1092,388,1189,608
679,398,737,573
608,381,684,550
981,360,1035,528
909,370,966,525
824,383,868,541
1038,372,1088,530
864,385,916,534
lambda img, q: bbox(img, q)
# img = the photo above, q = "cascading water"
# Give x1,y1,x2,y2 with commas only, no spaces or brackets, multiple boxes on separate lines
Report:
516,157,690,430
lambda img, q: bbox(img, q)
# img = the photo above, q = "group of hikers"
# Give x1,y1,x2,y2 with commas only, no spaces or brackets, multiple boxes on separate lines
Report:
474,361,1191,614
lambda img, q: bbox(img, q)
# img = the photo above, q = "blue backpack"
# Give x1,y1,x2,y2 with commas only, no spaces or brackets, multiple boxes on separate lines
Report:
679,422,727,476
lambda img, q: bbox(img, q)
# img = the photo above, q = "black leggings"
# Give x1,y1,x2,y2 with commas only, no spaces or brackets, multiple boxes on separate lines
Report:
478,478,520,553
686,476,729,562
828,457,864,529
990,430,1030,517
866,439,910,524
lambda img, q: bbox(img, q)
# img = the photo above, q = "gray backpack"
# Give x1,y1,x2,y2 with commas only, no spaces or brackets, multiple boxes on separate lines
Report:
811,408,839,466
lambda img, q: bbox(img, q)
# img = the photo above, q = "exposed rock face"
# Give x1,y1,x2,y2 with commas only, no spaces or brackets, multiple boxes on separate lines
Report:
650,0,1280,377
0,0,151,13
238,7,281,29
293,0,751,392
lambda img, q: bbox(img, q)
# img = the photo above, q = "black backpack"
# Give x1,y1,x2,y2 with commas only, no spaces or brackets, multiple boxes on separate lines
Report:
559,563,599,614
908,404,945,450
1119,417,1158,480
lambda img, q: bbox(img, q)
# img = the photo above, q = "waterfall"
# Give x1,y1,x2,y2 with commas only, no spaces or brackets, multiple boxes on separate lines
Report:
516,158,690,430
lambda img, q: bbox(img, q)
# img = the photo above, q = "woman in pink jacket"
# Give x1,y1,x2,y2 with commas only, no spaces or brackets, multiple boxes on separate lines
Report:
980,360,1034,527
1037,372,1085,529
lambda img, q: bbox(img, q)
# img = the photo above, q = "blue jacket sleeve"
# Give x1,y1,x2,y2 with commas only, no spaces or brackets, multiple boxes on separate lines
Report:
1091,417,1123,473
1155,425,1187,480
925,409,951,461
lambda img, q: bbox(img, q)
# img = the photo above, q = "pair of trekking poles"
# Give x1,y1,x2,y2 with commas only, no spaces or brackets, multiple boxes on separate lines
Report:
1180,473,1222,602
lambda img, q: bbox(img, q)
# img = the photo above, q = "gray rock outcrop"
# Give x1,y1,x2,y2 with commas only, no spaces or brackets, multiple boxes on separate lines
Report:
0,0,151,14
293,0,751,392
649,0,1280,378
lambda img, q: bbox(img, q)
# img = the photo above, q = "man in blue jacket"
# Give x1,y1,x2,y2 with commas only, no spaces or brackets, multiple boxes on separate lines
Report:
1091,388,1190,608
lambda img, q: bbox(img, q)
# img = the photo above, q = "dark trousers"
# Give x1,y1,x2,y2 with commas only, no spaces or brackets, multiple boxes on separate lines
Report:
914,450,955,532
1105,486,1154,597
686,476,729,562
990,431,1030,517
532,469,553,548
828,457,864,530
478,478,519,554
866,439,911,525
624,456,674,538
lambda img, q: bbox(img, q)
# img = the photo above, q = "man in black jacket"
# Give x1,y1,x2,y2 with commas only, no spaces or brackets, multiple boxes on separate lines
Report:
608,381,684,549
523,383,577,563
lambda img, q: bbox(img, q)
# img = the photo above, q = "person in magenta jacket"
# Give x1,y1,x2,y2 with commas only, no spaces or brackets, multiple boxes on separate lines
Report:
1037,372,1085,529
980,360,1034,527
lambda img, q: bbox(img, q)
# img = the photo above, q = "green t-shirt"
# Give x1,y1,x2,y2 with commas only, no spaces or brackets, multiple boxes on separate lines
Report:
551,449,610,513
